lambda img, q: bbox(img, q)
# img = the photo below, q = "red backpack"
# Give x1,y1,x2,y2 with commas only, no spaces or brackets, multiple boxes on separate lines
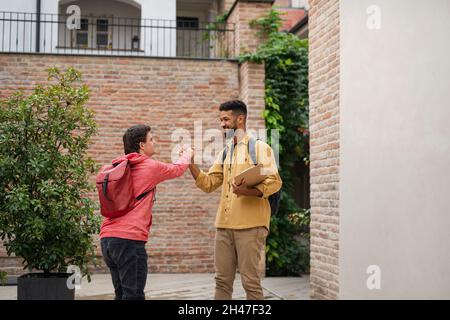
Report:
96,160,153,219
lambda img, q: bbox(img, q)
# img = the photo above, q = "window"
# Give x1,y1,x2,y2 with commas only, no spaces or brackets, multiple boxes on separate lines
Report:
176,16,202,57
176,17,199,29
76,18,89,47
96,19,109,47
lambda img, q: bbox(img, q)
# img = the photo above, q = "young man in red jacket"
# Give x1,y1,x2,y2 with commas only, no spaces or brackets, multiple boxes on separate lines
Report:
100,124,191,300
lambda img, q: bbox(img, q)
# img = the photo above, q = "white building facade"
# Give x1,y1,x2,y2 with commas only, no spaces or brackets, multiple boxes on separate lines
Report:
0,0,231,58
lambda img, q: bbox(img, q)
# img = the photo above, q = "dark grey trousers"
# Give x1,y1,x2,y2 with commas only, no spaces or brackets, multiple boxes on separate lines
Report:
101,237,148,300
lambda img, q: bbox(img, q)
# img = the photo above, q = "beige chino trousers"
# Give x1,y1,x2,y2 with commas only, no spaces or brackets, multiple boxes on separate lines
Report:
214,227,268,300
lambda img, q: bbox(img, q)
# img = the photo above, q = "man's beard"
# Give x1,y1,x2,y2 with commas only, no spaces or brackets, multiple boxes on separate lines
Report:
223,127,237,140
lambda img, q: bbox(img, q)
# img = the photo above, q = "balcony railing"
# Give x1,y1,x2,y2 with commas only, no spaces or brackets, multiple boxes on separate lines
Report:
0,12,235,59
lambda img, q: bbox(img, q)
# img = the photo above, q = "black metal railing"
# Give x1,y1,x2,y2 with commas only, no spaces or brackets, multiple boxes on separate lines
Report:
0,12,235,59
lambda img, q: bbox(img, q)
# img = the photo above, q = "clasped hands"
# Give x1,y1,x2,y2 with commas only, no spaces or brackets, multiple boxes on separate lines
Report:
177,144,194,160
232,178,249,197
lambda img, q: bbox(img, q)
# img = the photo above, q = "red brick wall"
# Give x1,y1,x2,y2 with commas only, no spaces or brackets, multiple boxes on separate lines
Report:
239,62,266,131
309,0,340,299
0,1,273,276
228,1,271,57
0,53,245,274
226,0,271,131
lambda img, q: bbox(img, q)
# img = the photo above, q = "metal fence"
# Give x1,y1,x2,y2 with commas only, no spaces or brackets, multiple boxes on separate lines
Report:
0,12,236,59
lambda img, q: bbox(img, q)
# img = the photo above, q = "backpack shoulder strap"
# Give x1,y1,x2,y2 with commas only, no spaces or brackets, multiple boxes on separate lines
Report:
248,137,258,165
222,145,228,166
222,142,235,169
222,137,258,166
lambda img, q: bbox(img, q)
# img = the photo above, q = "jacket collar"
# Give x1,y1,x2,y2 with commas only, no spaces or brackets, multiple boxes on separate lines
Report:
227,132,250,147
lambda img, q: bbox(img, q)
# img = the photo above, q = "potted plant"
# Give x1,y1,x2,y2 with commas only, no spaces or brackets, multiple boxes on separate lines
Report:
0,67,101,300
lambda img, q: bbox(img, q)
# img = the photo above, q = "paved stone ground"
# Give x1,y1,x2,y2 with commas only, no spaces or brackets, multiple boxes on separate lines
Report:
0,273,310,300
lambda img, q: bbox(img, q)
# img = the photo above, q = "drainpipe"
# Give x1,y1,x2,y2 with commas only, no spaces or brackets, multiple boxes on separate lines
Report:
36,0,41,52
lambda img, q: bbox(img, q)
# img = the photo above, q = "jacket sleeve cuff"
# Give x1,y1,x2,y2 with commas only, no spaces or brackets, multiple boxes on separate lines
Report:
254,184,267,199
195,171,207,188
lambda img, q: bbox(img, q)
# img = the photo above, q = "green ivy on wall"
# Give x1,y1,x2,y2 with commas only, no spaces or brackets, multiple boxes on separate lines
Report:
240,9,310,276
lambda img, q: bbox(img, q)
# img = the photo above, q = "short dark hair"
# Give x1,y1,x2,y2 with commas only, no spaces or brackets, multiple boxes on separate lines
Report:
219,100,247,117
123,125,151,154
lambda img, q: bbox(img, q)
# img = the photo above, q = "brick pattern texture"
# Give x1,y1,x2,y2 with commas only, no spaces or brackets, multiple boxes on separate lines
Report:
0,54,242,274
309,0,340,299
0,1,272,276
226,1,271,131
227,1,270,57
239,62,266,131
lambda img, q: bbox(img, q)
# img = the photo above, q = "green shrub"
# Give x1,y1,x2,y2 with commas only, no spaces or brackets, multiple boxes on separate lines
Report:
0,68,101,280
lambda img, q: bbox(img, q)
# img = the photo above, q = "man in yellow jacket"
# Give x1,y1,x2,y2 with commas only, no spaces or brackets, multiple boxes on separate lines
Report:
189,100,282,300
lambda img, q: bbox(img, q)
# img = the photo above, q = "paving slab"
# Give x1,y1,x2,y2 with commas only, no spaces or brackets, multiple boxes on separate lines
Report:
0,273,310,300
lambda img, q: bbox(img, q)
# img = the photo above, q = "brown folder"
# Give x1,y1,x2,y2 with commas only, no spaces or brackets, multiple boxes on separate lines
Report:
233,164,267,187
